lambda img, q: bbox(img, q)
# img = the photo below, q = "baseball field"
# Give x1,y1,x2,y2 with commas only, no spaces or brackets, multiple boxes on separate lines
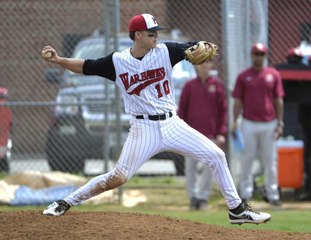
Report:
0,176,311,240
0,210,310,240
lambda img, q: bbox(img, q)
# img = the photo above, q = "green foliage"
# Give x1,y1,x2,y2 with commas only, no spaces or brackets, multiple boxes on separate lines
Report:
0,172,8,179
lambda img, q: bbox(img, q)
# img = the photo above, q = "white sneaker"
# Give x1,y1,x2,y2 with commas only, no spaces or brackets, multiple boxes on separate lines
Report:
229,202,271,225
43,200,71,216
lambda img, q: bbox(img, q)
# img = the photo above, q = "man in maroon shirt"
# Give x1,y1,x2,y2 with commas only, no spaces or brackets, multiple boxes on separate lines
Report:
232,43,284,206
178,61,227,210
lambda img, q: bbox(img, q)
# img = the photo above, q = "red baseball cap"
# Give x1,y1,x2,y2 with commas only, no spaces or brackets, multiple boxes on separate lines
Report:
287,47,303,57
251,43,268,54
128,13,166,32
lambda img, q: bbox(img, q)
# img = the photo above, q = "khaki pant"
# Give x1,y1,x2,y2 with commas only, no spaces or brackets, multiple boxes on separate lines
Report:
185,157,213,201
239,118,280,201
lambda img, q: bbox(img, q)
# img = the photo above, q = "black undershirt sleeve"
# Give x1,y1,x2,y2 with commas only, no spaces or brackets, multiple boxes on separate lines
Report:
164,41,198,67
82,41,198,81
83,52,116,81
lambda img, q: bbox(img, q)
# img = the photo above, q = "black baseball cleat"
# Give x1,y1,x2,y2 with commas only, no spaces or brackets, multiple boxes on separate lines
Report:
43,200,71,216
229,202,271,225
189,197,199,210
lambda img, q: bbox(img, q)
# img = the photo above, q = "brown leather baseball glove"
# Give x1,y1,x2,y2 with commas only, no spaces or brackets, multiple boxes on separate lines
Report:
184,41,219,65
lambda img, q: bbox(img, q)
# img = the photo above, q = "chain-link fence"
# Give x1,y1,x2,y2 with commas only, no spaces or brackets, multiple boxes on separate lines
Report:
0,0,222,177
0,0,310,202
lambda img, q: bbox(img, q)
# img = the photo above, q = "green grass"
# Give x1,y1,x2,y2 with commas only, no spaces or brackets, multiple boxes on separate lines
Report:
1,175,311,233
72,203,311,233
153,209,311,232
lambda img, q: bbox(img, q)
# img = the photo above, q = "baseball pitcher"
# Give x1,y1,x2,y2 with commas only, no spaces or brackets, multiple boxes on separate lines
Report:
42,13,271,225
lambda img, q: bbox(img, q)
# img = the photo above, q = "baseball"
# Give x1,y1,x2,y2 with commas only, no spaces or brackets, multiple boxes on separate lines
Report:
41,50,53,59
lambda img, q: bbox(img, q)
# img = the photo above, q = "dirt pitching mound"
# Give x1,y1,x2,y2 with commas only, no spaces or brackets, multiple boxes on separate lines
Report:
0,211,310,240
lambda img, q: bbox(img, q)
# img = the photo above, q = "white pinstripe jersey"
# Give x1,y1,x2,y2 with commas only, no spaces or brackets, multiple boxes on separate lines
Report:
113,43,176,115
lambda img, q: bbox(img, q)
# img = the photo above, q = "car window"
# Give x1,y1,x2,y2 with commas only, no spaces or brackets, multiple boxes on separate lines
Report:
73,42,132,59
74,44,104,59
172,60,195,79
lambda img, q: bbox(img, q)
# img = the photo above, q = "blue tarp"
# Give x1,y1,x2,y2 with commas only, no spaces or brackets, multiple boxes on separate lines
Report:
11,185,78,206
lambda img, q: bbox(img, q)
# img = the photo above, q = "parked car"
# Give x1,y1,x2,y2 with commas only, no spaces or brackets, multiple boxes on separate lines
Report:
44,32,195,174
0,87,12,172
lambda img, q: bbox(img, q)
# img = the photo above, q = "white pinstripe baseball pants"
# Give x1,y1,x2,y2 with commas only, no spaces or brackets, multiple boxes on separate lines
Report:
65,114,241,209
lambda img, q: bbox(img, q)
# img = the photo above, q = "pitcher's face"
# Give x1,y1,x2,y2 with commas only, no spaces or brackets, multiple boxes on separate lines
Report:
139,30,158,49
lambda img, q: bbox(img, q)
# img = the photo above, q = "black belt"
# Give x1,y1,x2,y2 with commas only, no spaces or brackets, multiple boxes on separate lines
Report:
136,112,173,121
